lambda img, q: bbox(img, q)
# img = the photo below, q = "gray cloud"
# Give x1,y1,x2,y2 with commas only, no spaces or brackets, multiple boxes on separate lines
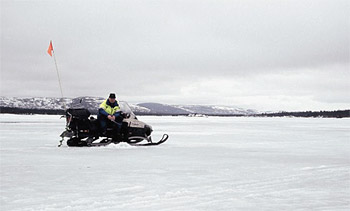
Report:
1,0,349,110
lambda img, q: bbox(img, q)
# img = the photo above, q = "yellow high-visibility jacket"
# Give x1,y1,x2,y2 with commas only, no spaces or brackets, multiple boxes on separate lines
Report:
99,99,121,116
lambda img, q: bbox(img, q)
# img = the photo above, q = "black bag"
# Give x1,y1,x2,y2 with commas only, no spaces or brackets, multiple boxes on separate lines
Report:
66,108,91,131
66,108,90,119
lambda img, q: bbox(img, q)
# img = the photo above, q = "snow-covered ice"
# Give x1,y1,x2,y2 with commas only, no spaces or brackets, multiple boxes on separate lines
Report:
0,114,349,210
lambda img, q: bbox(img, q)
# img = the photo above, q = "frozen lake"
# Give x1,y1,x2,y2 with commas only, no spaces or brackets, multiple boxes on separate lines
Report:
0,114,349,210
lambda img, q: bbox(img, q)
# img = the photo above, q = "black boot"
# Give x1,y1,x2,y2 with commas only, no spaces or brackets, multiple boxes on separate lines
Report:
86,137,94,146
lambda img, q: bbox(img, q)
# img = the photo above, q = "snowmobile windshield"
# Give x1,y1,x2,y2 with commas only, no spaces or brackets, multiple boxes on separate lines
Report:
119,101,136,117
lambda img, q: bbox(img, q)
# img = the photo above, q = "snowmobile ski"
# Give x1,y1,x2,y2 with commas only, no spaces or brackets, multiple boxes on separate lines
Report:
128,134,169,146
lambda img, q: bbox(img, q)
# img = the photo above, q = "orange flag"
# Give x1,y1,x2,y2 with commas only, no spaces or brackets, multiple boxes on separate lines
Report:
47,41,53,56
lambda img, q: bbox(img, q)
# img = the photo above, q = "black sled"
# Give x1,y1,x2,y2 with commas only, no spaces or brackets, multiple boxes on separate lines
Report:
59,102,168,147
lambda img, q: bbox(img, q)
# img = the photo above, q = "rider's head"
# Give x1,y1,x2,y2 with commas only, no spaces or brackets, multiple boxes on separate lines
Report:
108,93,116,103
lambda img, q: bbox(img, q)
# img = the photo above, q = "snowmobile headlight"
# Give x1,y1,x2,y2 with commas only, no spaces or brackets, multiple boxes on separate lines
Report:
145,125,152,136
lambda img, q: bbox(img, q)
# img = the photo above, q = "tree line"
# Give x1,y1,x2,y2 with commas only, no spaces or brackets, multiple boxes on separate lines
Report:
257,110,349,118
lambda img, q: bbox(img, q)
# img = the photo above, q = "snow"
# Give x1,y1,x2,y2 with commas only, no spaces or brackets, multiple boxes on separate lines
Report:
0,114,349,210
128,104,151,113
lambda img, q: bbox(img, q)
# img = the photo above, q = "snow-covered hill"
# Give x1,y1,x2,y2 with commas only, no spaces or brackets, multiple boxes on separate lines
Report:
0,97,71,110
0,97,257,115
175,105,257,115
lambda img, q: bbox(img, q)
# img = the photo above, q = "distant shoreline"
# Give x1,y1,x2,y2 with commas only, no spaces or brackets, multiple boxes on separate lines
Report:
0,107,349,118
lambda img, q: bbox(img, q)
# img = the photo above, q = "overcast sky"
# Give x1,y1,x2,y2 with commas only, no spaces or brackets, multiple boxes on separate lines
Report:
1,0,349,111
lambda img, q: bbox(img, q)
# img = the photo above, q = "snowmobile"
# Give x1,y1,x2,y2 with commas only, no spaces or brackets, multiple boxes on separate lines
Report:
59,102,168,147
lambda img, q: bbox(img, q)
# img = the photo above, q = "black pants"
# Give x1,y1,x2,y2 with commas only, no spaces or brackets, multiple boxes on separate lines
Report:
97,114,122,133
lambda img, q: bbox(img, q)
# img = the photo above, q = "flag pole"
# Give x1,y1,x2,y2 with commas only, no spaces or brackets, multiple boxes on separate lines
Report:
49,40,67,110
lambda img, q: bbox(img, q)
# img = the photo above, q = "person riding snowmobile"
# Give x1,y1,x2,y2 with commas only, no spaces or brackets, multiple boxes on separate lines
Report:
60,94,169,147
98,93,122,135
